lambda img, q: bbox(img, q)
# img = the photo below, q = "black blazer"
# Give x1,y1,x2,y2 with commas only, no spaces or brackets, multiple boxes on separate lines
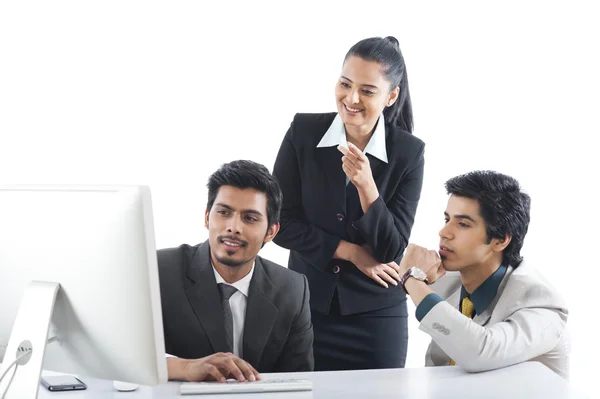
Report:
157,240,314,372
273,113,425,315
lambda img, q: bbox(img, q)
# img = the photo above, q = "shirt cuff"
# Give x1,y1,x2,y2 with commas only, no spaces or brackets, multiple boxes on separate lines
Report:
416,293,444,321
165,353,177,358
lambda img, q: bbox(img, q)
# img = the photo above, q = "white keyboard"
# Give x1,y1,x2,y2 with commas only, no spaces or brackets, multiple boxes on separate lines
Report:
180,378,313,395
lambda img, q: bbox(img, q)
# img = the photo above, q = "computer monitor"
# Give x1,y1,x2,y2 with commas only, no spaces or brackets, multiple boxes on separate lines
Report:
0,185,167,398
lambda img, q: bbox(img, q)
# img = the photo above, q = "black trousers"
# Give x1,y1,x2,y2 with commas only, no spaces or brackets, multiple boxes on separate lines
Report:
311,291,409,371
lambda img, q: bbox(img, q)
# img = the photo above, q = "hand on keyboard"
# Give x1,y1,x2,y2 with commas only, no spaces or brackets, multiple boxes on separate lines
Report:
183,352,261,383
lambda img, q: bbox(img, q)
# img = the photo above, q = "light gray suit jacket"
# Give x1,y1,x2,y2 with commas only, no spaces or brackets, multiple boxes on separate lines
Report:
424,260,570,378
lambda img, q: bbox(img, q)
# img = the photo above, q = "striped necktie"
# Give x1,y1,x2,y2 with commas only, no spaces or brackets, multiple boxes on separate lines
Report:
218,283,238,353
449,296,475,366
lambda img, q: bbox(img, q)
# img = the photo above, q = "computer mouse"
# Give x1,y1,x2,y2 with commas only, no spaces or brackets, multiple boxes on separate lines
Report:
113,381,140,392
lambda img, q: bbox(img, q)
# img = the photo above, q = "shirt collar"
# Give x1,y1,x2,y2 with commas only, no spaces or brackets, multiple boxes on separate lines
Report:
316,113,388,163
212,260,254,297
460,264,508,315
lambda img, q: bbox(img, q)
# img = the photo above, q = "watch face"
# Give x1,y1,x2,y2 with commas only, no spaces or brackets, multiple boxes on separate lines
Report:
411,267,427,280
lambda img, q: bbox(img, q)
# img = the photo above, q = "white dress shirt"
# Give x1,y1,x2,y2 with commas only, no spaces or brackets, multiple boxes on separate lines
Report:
212,263,254,358
316,113,389,165
165,262,254,359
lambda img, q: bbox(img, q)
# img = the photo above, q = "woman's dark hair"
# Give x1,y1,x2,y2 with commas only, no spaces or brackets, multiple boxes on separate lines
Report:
445,171,531,267
345,36,413,133
207,160,282,227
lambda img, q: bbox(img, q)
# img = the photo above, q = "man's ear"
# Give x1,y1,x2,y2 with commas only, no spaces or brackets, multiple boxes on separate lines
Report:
263,223,280,244
205,209,210,229
492,234,512,252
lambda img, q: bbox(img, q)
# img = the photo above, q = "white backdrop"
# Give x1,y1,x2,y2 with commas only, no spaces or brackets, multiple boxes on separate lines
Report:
1,0,598,396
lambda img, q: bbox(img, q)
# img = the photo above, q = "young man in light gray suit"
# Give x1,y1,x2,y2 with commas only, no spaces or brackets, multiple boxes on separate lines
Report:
158,160,314,383
397,171,569,378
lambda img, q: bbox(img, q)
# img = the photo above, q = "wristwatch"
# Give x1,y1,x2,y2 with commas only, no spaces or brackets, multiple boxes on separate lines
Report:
400,267,428,294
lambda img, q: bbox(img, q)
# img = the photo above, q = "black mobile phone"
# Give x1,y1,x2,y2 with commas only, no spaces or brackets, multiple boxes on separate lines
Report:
40,375,87,392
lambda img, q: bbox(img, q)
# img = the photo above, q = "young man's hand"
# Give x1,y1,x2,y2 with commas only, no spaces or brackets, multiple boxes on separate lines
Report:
168,353,261,383
399,243,446,285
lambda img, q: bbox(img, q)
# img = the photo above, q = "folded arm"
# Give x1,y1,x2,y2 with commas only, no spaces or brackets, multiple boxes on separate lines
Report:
417,285,566,373
352,146,424,263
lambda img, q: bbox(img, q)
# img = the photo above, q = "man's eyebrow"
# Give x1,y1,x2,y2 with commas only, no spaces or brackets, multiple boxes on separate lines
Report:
445,211,477,223
215,203,264,217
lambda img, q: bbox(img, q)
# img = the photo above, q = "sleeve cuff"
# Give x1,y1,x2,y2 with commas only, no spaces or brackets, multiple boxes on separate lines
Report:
416,293,444,321
353,196,384,234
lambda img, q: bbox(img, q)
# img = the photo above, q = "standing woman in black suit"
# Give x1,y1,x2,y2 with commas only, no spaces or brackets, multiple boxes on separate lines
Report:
272,36,425,371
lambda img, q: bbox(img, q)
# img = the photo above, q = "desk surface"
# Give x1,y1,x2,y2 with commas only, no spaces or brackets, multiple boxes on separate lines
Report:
28,362,585,398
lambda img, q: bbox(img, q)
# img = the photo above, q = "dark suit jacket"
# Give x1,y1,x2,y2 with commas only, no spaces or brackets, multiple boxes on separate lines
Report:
157,240,314,372
273,113,425,315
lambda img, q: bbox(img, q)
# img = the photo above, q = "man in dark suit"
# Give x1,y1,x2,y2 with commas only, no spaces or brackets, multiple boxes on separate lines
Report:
159,160,314,383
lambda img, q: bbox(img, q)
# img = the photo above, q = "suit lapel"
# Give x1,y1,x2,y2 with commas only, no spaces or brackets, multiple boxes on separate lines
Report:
367,121,391,183
367,154,387,184
474,265,515,325
242,258,278,367
473,307,492,325
447,288,461,310
184,241,230,354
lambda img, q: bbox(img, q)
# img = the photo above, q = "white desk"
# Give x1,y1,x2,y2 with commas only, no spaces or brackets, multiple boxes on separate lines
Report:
27,362,586,398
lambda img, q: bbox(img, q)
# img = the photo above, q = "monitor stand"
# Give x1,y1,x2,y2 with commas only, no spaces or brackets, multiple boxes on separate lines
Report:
0,281,60,399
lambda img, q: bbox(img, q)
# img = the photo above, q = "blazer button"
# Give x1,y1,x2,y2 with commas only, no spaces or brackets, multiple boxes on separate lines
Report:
336,213,345,222
332,265,341,274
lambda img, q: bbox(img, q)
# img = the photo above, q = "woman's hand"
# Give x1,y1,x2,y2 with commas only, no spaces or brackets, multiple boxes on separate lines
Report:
338,143,376,192
350,244,401,288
